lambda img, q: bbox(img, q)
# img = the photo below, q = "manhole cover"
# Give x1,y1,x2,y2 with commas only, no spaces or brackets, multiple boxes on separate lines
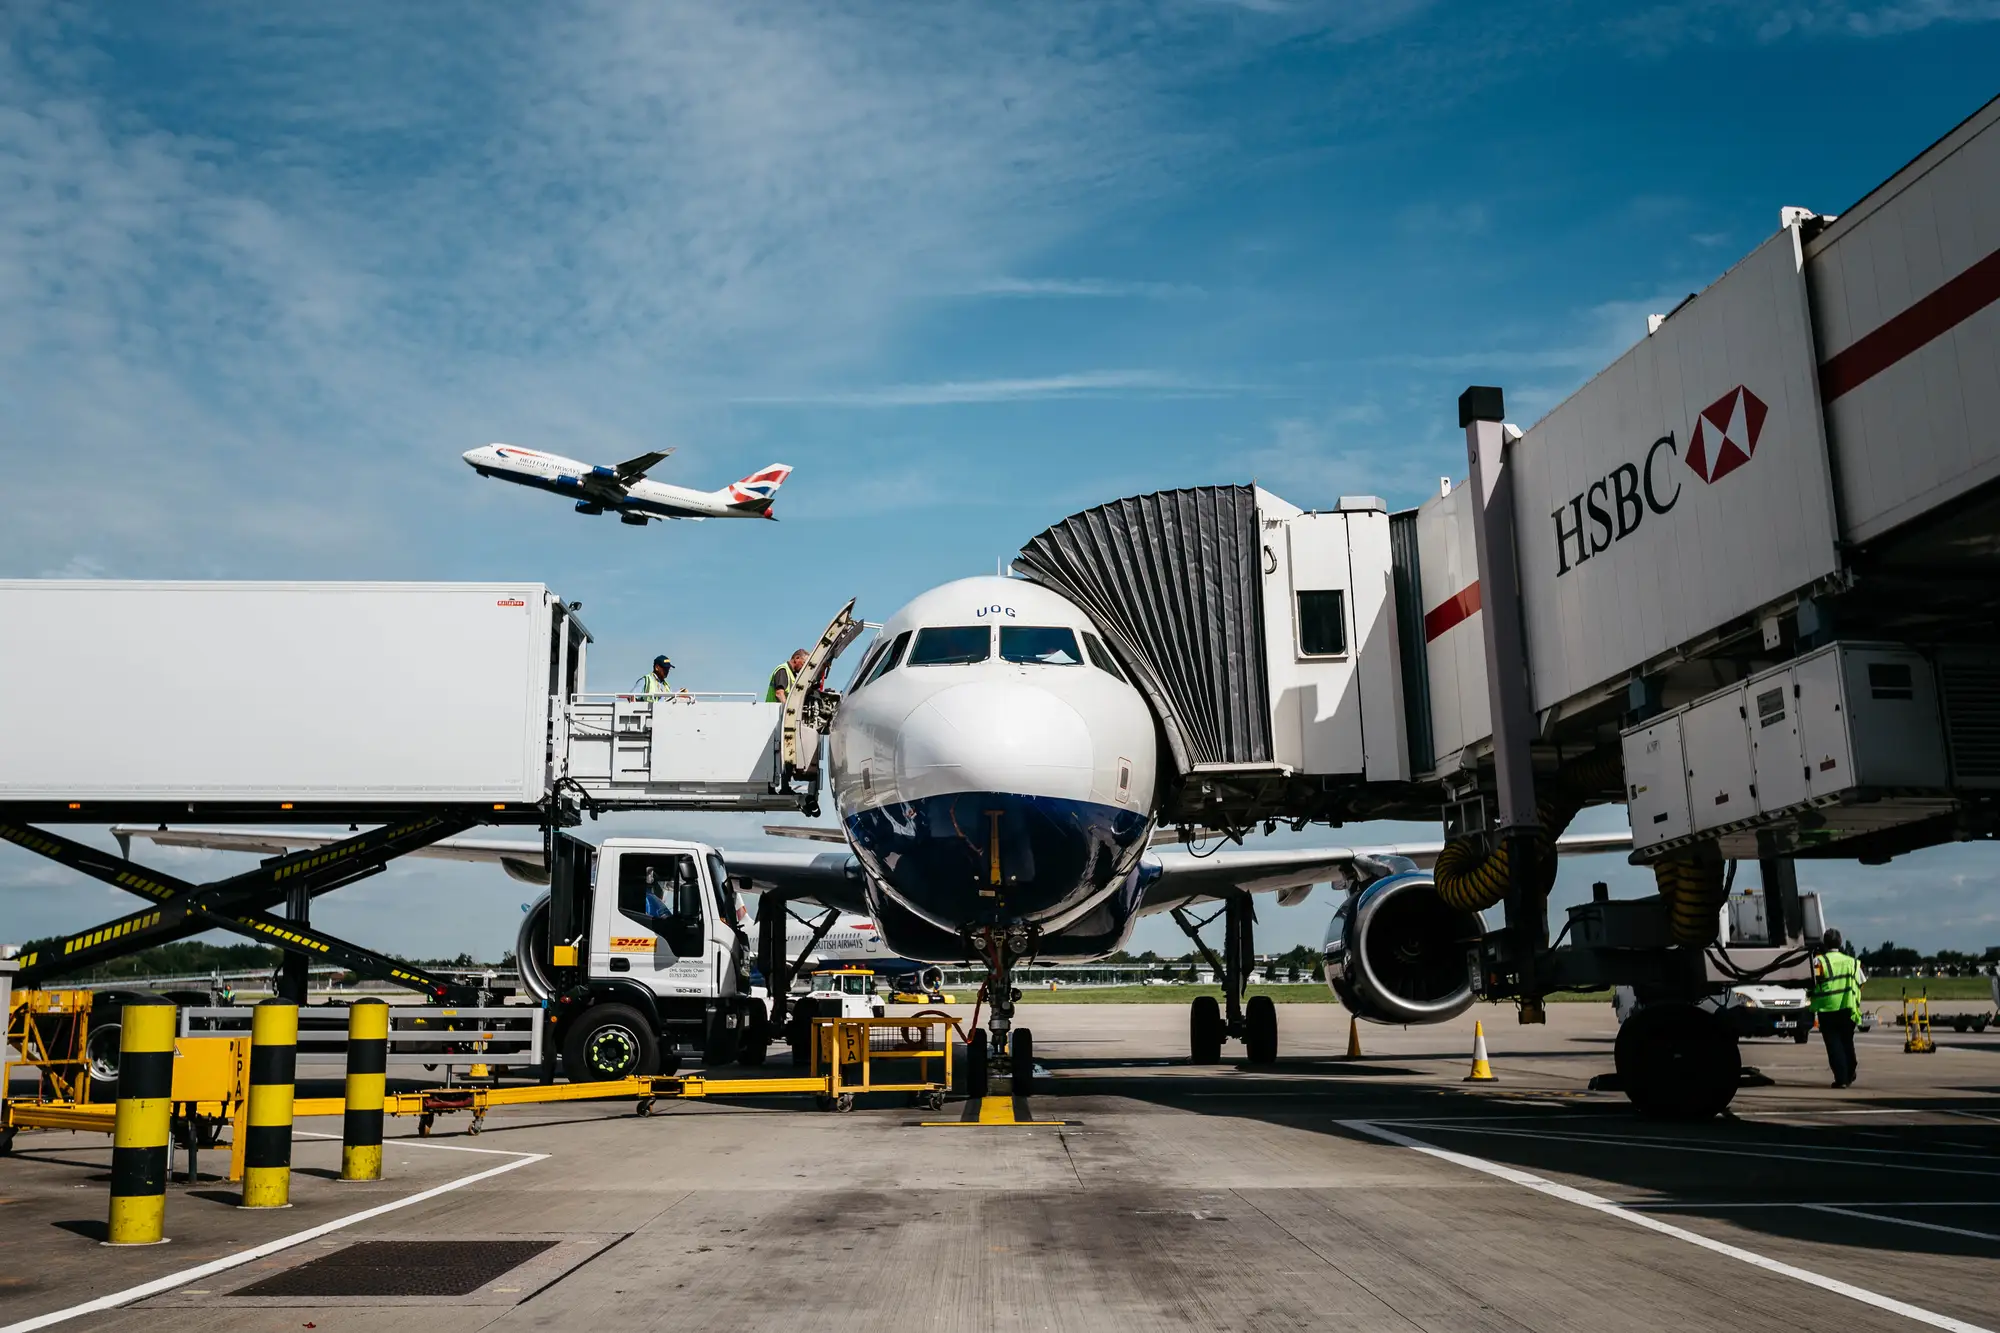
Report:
236,1240,559,1297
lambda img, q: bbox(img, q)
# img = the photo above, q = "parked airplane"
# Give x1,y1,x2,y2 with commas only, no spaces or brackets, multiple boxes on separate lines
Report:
461,443,791,523
117,572,1629,1089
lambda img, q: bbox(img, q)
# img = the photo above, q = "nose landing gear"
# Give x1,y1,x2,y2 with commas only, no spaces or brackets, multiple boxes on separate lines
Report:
969,925,1037,1094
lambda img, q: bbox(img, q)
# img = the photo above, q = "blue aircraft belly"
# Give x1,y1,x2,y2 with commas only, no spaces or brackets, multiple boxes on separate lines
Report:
845,791,1150,946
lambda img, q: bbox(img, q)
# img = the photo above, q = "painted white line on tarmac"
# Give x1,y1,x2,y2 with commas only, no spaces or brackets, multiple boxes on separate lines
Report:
1342,1120,1994,1333
0,1149,548,1333
291,1128,526,1155
1391,1122,2000,1176
1632,1200,2000,1210
1804,1204,2000,1243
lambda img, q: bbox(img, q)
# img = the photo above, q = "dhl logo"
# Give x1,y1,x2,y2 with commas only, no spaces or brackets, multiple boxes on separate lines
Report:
609,936,656,953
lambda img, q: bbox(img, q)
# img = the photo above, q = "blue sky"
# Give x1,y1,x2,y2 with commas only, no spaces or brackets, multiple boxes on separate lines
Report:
4,1,1999,961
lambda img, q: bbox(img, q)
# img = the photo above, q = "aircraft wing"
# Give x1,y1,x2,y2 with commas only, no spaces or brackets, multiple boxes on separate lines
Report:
613,448,673,482
1137,829,1633,914
721,849,870,916
109,825,551,884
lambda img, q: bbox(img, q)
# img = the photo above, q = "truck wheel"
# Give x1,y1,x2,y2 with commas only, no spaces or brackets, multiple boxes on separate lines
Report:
1189,995,1224,1064
564,1004,659,1083
1615,1003,1739,1120
1245,995,1279,1065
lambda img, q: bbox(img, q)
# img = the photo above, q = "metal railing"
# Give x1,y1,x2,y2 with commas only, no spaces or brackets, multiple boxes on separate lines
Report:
178,1004,542,1070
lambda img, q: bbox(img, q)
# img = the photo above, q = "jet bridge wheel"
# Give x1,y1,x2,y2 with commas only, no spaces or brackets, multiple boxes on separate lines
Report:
1244,995,1278,1065
1615,1002,1740,1120
1189,996,1225,1064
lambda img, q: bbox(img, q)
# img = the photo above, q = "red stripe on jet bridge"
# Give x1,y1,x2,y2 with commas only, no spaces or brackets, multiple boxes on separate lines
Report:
1423,582,1480,643
1818,245,2000,402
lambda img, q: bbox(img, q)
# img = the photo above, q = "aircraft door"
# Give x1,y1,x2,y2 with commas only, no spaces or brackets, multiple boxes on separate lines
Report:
783,598,864,776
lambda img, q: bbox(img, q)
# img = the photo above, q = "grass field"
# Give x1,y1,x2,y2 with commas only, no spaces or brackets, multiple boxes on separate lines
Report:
1004,978,1995,1004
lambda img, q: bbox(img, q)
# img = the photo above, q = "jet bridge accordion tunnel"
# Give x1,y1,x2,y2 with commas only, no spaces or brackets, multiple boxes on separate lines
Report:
1015,485,1433,831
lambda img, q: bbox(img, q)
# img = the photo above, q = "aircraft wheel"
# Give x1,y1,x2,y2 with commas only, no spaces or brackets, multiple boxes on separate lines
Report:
964,1030,990,1099
1244,995,1278,1065
1615,1002,1739,1120
1189,995,1224,1064
1010,1029,1035,1097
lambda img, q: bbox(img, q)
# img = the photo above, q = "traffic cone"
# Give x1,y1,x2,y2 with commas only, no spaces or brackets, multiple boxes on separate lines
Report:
1345,1015,1363,1060
1464,1021,1497,1082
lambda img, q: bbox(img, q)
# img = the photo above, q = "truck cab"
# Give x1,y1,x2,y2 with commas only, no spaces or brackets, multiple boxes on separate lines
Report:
521,836,772,1081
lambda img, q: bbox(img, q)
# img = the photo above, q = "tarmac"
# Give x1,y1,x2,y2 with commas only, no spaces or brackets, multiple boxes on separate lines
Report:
2,1000,1996,1332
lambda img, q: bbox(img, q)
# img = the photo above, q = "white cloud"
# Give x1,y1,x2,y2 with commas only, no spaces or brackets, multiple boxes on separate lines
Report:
741,370,1239,407
966,277,1201,299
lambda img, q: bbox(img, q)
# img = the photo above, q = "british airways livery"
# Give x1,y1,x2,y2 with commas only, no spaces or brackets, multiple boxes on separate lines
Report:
463,443,792,524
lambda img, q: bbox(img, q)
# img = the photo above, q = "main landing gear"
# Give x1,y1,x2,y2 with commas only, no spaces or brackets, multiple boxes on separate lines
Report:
965,926,1037,1098
1171,891,1278,1065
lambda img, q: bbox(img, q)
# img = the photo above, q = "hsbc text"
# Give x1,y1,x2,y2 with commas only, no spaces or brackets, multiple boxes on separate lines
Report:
1552,433,1681,577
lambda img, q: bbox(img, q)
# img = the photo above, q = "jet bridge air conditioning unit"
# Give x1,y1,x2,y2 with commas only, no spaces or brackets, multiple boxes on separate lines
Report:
1015,485,1411,825
1621,641,1968,860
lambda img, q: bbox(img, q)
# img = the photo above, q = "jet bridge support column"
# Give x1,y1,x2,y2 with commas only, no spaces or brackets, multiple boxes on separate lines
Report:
1462,387,1549,1018
278,879,311,1004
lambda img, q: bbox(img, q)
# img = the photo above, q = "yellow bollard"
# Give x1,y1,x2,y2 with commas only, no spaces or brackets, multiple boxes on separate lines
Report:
241,999,297,1208
1464,1020,1498,1082
340,999,388,1181
106,996,177,1245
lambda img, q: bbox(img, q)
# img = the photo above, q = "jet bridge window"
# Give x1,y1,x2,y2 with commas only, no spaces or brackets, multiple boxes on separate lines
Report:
908,626,991,666
858,631,911,688
618,852,704,957
1081,631,1128,682
1295,589,1348,658
1000,626,1083,665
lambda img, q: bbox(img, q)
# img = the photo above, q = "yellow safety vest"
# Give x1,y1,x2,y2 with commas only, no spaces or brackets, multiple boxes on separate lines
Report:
1809,950,1862,1018
765,663,798,703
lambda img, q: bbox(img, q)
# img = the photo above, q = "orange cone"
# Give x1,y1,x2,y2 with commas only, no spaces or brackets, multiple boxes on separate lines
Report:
1345,1015,1363,1060
1464,1020,1497,1082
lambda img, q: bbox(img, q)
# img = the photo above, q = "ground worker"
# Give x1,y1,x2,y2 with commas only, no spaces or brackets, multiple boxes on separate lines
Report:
1809,927,1867,1088
766,648,810,704
633,654,679,700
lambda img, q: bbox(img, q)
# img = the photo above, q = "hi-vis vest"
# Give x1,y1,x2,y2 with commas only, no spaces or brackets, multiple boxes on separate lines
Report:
1809,950,1862,1017
765,663,798,703
634,672,673,698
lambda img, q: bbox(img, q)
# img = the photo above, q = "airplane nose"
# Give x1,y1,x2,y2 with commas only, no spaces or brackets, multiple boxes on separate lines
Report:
894,681,1094,801
461,448,482,466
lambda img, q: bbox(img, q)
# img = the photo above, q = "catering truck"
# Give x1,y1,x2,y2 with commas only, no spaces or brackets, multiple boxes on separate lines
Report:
0,580,855,1015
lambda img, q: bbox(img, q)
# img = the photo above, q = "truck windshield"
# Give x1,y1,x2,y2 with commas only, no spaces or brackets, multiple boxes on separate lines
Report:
1000,626,1083,665
908,626,990,665
843,974,874,995
707,852,738,931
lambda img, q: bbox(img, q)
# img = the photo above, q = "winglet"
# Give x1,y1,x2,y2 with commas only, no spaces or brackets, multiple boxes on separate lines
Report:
613,448,674,483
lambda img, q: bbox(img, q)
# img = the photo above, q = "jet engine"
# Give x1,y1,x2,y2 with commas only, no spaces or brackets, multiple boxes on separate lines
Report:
1322,871,1483,1025
618,513,648,526
574,501,604,515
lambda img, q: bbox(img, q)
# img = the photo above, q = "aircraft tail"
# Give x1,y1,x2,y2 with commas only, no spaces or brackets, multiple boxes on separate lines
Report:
719,463,792,518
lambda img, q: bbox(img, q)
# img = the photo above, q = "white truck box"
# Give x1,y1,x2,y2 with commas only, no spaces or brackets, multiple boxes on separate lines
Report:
0,581,572,805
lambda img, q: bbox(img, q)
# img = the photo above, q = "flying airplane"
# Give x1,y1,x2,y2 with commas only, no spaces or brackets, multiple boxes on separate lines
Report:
115,573,1629,1090
461,443,791,524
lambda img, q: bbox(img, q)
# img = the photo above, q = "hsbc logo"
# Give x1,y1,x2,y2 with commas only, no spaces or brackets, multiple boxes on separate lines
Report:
1551,383,1765,578
1685,385,1767,484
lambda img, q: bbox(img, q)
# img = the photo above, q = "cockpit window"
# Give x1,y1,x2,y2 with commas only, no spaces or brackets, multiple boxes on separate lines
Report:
860,631,911,686
908,626,990,666
1081,631,1127,682
1000,626,1083,666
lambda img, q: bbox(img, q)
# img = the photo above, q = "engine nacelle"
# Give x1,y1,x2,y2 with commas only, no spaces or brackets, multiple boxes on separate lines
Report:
574,501,604,515
1323,871,1482,1025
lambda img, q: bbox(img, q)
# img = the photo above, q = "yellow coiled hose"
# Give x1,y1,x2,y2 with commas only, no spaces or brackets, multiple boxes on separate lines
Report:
1432,749,1622,915
1651,854,1728,947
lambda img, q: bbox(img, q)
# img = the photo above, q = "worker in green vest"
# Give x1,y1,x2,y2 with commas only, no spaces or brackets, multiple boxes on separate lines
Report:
633,654,683,701
1809,927,1866,1088
766,648,810,704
